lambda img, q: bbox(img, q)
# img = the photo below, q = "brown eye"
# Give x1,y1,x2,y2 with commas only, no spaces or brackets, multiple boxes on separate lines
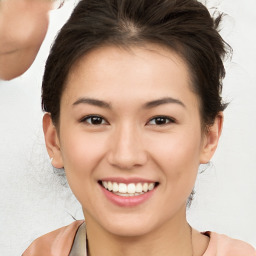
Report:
81,115,108,125
147,116,174,125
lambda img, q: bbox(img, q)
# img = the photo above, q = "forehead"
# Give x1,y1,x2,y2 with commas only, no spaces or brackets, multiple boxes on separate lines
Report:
62,44,199,108
70,43,189,78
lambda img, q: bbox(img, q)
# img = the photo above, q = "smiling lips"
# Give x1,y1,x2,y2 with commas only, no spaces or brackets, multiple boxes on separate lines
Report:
101,180,158,197
99,178,159,207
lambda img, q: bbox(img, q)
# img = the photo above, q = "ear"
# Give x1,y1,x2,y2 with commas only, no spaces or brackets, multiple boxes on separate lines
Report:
200,112,223,164
43,113,64,168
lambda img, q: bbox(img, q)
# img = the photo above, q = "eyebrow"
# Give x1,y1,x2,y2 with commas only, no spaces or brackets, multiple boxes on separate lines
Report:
143,97,186,109
73,97,111,108
72,96,185,109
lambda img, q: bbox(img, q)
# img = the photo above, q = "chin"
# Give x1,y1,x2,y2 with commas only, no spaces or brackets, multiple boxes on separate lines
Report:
99,213,159,237
107,224,154,238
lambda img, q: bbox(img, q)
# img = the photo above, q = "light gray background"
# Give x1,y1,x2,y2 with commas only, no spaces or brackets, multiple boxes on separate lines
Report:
0,0,255,255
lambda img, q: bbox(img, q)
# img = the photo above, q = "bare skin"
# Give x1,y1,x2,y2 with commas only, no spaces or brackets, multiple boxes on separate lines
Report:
0,0,53,80
43,44,223,256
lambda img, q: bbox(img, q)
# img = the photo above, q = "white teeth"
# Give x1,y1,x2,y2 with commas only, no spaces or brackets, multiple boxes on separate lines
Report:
113,182,119,192
115,192,144,197
135,183,143,193
148,183,154,191
107,181,113,191
127,183,136,194
115,192,130,197
118,183,127,193
103,181,108,189
102,181,157,195
142,183,148,192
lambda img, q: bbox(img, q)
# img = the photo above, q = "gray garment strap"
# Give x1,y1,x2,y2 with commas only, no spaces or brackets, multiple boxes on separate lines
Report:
69,222,87,256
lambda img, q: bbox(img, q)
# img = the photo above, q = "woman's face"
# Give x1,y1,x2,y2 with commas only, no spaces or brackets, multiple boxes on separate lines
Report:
0,0,53,80
45,45,221,237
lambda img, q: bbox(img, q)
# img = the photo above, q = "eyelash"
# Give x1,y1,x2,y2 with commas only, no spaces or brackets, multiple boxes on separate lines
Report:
147,116,175,126
80,115,175,126
80,115,109,125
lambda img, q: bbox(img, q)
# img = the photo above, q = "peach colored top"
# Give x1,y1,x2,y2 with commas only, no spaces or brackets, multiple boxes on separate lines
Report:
22,220,256,256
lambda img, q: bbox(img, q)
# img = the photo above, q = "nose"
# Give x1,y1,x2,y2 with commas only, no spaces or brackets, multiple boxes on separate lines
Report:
107,124,148,170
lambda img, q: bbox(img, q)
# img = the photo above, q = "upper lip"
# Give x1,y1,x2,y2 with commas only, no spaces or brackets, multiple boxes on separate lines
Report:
100,177,158,184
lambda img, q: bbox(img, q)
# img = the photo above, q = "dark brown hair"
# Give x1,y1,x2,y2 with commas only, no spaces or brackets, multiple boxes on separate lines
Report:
42,0,230,126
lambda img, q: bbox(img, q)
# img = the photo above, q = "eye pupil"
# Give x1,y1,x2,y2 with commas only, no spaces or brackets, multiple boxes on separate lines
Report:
91,116,102,125
155,117,167,125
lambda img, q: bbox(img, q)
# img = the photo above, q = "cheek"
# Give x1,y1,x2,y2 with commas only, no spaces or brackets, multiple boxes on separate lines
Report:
59,131,104,207
148,129,202,187
60,130,107,178
149,134,201,215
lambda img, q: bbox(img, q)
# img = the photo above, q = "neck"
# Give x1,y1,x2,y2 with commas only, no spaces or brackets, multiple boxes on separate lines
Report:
84,206,193,256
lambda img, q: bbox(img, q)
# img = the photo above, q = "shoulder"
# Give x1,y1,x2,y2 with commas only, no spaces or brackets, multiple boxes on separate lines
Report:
22,220,84,256
203,231,256,256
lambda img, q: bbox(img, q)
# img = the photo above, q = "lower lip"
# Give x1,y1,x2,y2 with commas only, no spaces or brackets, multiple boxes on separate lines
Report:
100,185,156,207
